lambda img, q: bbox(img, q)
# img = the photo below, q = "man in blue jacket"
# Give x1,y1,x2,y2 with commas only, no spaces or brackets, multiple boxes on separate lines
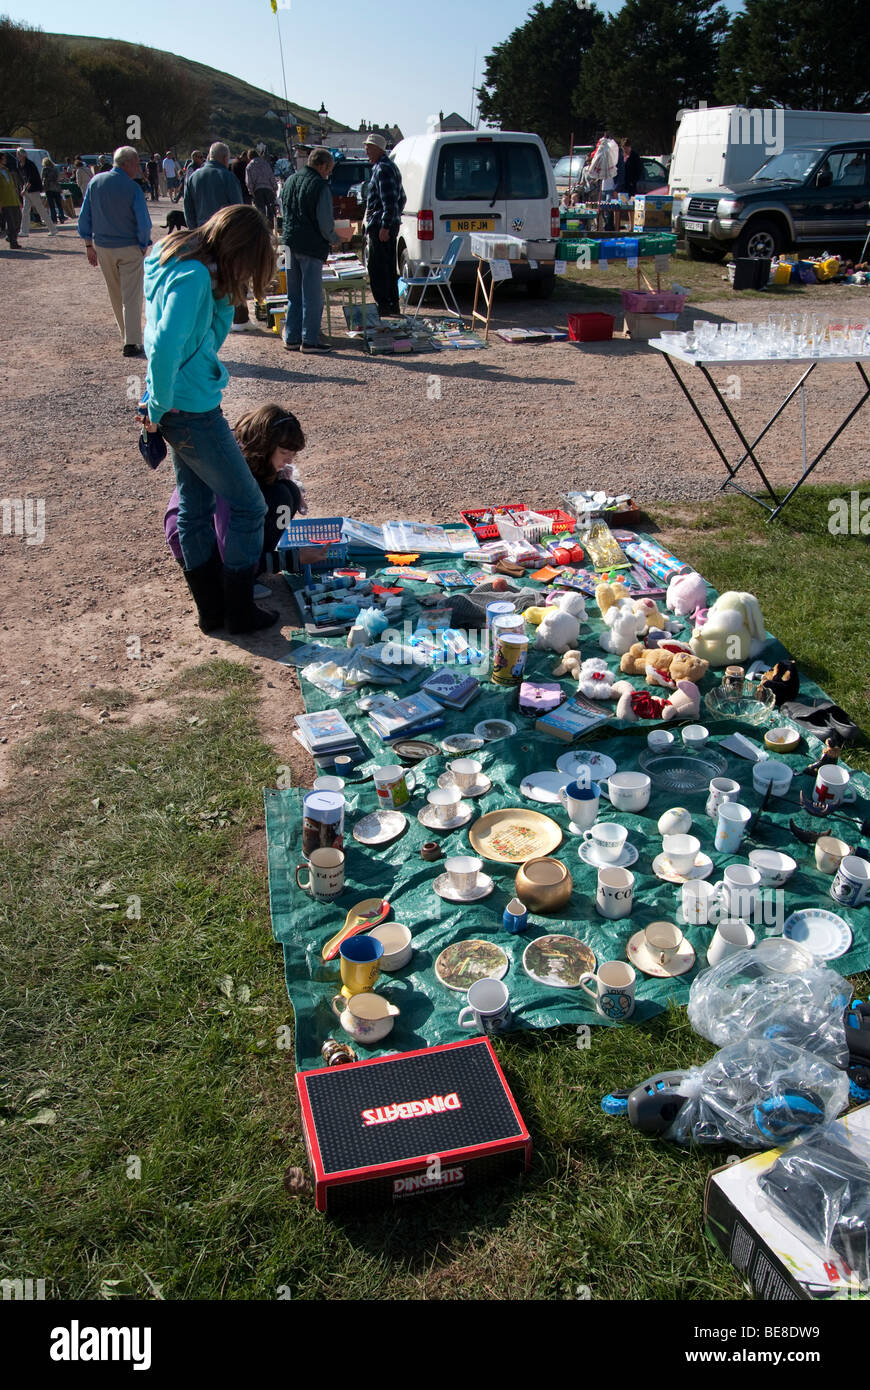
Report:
183,143,241,229
363,134,405,317
78,145,152,357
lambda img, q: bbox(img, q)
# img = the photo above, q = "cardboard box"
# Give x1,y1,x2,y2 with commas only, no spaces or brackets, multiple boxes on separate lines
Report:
623,311,679,340
704,1104,870,1300
633,195,673,230
296,1037,531,1214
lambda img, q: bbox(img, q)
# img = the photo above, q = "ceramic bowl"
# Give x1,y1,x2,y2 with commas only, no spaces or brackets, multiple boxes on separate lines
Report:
748,848,797,888
682,724,710,750
515,857,573,914
764,726,801,754
369,922,413,971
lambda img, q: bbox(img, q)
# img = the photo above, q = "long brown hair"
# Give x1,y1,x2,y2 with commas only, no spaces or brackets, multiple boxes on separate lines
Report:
158,204,276,305
234,405,306,484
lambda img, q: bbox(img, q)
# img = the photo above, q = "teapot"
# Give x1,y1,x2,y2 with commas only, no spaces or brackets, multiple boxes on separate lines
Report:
331,991,400,1044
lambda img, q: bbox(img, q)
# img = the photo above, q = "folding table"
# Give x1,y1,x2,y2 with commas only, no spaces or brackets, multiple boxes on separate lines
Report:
650,340,870,522
321,270,370,342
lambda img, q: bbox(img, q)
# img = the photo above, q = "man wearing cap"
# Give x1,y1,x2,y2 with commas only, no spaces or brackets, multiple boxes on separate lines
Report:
77,145,152,357
363,133,406,317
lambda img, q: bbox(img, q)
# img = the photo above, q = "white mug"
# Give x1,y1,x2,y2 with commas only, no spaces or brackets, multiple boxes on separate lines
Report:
373,764,415,809
596,866,634,919
662,833,700,877
603,771,651,812
752,761,793,797
427,786,462,822
583,822,628,863
830,854,870,908
295,847,345,900
579,961,636,1020
707,918,755,967
444,855,482,894
714,864,761,920
560,779,601,828
714,802,752,853
681,879,721,925
814,765,856,808
450,758,482,790
706,776,740,821
458,977,512,1035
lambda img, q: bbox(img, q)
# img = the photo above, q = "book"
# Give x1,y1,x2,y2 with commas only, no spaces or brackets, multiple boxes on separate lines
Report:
426,569,473,589
294,709,357,752
292,729,365,768
535,693,612,742
421,669,480,709
366,692,444,738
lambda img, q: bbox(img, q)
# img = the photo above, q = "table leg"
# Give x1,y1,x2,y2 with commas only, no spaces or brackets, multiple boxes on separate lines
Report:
698,364,781,502
765,361,870,521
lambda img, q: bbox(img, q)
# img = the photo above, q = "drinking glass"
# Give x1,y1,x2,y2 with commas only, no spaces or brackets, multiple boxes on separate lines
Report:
719,322,737,356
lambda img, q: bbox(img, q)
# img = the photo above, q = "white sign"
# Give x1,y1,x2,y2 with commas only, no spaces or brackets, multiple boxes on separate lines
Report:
555,259,567,275
489,259,513,282
627,256,638,269
654,254,671,273
599,258,609,270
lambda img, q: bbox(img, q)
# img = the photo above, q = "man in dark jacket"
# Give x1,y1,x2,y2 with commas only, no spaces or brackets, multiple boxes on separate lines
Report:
146,155,160,201
280,147,336,354
230,150,252,204
363,134,405,317
622,141,644,198
16,148,54,238
183,143,241,229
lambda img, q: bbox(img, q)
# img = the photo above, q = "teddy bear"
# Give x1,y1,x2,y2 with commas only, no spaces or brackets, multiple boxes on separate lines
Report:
595,580,631,620
533,591,587,653
554,656,619,699
690,591,766,668
666,571,708,618
620,641,709,688
612,678,702,723
598,598,648,656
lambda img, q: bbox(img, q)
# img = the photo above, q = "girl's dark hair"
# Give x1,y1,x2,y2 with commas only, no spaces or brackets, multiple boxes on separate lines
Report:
158,204,276,304
233,405,305,483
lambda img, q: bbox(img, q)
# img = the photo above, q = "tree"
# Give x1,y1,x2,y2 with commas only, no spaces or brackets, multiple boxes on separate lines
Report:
74,42,210,154
477,0,606,150
716,0,870,110
0,17,94,147
577,0,731,151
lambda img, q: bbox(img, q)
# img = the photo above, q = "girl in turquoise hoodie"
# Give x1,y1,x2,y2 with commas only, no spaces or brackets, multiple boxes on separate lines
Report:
143,204,277,633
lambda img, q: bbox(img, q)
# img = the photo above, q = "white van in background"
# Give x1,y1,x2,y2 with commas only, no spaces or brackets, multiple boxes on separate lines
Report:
670,106,870,209
390,130,560,296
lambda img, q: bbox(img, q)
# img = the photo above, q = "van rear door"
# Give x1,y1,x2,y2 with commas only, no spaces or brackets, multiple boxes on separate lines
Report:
434,138,504,262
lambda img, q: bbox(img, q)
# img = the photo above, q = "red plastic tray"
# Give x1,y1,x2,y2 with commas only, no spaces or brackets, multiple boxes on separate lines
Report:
462,505,575,540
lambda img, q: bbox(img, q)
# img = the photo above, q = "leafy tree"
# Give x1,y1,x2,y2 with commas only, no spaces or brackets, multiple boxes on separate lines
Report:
73,42,210,154
716,0,870,110
577,0,730,151
0,17,94,148
478,0,606,150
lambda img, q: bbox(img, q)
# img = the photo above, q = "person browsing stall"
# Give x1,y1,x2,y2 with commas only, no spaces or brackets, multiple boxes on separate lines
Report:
280,146,336,353
363,133,406,318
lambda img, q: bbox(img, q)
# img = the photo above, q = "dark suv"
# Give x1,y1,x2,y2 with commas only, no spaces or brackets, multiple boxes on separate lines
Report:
680,141,870,260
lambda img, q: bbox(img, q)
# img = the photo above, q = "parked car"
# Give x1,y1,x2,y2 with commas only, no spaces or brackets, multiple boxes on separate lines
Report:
554,150,667,195
391,130,560,295
553,150,592,194
677,140,870,261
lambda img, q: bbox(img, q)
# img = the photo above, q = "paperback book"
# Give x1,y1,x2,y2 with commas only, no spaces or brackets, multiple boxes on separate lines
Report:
421,669,480,709
535,692,613,742
294,709,357,752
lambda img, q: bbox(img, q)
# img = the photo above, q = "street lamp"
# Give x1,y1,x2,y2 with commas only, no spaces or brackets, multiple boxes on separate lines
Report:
318,102,328,144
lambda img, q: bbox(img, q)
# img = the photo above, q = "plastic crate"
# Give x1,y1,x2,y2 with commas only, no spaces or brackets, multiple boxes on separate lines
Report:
557,238,599,263
470,232,526,260
599,237,639,259
495,508,576,544
461,504,527,540
636,232,678,256
277,516,348,574
567,312,614,342
620,289,687,314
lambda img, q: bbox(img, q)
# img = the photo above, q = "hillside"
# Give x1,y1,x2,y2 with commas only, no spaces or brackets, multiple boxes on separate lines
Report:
50,33,355,154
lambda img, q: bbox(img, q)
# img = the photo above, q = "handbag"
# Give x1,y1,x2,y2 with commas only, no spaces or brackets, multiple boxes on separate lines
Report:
136,327,211,468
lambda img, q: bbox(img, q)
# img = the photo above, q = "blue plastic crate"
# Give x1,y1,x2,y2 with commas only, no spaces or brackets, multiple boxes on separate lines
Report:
600,237,640,259
277,516,348,576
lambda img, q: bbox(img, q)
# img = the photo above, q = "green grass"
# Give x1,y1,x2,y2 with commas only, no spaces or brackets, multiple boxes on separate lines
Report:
557,249,857,305
2,491,868,1299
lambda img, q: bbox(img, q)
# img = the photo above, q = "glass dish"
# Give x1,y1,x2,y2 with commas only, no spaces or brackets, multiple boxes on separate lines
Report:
704,685,777,726
638,747,728,793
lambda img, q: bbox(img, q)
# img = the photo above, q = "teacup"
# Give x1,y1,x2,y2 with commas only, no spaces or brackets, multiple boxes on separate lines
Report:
560,779,601,829
444,855,482,895
814,764,856,807
814,835,852,876
713,863,761,919
450,758,483,790
331,991,399,1044
682,724,709,750
458,977,512,1036
706,776,741,820
707,918,755,967
583,821,628,863
603,771,651,813
369,922,413,971
427,786,462,823
647,729,675,751
662,833,700,877
579,961,636,1020
643,920,684,966
748,848,797,887
681,879,721,925
752,760,793,797
596,866,634,919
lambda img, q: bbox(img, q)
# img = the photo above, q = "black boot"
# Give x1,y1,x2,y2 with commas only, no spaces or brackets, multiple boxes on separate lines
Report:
223,566,278,634
183,548,225,631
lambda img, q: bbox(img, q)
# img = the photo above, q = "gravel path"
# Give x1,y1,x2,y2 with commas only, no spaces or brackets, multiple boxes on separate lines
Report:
1,212,867,780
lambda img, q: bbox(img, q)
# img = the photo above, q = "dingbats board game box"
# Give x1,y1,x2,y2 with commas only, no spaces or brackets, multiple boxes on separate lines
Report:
295,1038,531,1214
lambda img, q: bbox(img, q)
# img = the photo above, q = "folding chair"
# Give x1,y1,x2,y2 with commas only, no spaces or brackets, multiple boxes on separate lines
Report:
400,234,464,322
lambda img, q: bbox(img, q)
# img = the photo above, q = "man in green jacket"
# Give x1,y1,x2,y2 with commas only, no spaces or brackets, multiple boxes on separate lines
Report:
280,147,335,353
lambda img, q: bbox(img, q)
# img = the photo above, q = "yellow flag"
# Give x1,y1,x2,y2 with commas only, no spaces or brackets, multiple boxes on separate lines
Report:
270,0,277,12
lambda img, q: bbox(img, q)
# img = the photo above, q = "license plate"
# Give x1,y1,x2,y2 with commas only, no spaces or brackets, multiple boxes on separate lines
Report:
444,218,495,232
684,220,705,232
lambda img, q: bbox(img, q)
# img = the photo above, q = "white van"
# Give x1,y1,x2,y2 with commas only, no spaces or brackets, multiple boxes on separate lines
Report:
390,130,560,295
670,106,870,208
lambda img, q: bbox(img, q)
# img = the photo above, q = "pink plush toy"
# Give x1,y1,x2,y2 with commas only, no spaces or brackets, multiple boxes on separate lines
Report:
611,678,701,723
666,571,707,618
660,679,701,722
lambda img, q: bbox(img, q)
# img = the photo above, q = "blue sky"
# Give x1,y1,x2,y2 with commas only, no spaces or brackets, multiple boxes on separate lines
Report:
13,0,743,138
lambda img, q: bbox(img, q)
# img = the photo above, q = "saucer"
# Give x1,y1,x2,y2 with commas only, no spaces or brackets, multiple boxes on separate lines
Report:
438,771,492,798
441,733,485,755
627,929,696,978
433,871,495,903
579,840,639,870
522,934,596,988
556,749,617,780
474,719,516,742
782,908,852,961
435,939,509,990
417,801,474,832
352,810,407,846
652,851,714,883
520,770,572,804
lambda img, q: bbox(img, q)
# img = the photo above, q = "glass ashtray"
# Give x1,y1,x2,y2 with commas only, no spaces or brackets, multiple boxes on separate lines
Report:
638,747,728,793
704,685,777,726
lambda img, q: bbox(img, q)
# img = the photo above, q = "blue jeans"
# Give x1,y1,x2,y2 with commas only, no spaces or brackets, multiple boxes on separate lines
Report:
284,250,325,346
160,408,266,572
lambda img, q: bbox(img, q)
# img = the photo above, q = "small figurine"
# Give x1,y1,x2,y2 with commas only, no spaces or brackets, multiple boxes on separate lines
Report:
801,736,843,777
757,659,800,707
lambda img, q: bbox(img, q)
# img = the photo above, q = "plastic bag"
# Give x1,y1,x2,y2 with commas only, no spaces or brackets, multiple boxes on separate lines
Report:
664,1038,849,1149
758,1117,870,1286
688,938,852,1067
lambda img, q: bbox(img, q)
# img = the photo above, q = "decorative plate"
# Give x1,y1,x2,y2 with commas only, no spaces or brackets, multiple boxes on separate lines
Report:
782,909,852,961
352,810,407,846
556,749,617,780
522,934,595,988
474,719,517,742
519,770,573,804
417,802,474,832
652,851,714,883
392,738,441,764
441,733,485,755
627,929,696,979
638,748,728,793
434,939,509,991
433,872,495,903
438,771,492,797
468,807,563,864
578,840,639,870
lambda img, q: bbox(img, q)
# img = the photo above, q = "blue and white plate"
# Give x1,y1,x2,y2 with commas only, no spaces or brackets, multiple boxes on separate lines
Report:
782,909,852,961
